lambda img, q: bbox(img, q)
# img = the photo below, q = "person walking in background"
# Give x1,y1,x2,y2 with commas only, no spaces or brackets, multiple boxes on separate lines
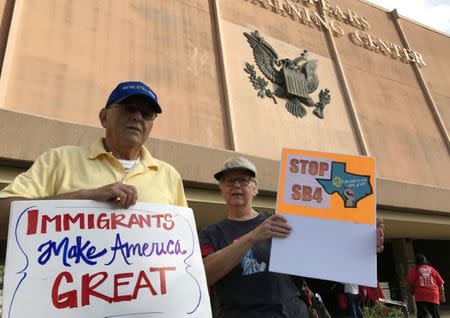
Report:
345,283,364,318
407,254,445,318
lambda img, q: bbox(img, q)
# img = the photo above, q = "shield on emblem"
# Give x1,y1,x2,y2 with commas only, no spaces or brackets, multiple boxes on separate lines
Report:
283,67,309,99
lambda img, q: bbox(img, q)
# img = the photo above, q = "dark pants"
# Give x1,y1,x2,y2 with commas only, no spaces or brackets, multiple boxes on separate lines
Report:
215,296,310,318
416,301,440,318
346,293,364,318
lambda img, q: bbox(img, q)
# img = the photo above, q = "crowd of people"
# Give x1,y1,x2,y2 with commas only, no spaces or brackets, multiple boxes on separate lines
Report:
0,81,445,318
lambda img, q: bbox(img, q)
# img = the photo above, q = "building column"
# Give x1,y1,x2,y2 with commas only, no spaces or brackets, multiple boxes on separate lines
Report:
392,238,416,314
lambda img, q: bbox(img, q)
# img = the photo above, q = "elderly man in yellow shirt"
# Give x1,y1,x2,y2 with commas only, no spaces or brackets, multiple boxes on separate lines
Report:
0,81,187,236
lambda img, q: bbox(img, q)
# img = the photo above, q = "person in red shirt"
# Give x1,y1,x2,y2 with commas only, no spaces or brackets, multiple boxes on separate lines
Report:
407,254,446,318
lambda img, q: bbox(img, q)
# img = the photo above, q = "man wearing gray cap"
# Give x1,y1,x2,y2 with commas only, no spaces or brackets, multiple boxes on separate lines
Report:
0,81,187,235
199,157,310,318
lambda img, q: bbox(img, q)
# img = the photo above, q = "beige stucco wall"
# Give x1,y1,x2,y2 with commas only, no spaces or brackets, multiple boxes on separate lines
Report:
0,0,231,149
219,0,331,58
0,0,13,71
400,18,450,136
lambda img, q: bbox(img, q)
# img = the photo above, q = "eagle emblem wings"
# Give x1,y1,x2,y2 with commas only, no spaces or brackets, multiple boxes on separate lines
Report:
243,30,331,119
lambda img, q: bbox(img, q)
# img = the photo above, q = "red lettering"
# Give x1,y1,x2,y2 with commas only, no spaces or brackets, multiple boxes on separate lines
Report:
138,214,152,227
113,272,133,302
289,160,329,177
52,266,177,309
308,161,318,175
97,213,110,229
319,162,329,176
291,184,302,200
41,215,62,233
163,214,174,230
63,213,85,231
52,272,77,308
81,272,113,306
128,214,141,227
150,267,176,295
26,209,39,235
300,160,309,174
289,159,300,173
87,214,95,229
32,212,178,234
111,213,128,229
313,187,323,203
291,185,323,203
302,186,313,201
153,214,164,228
133,270,158,298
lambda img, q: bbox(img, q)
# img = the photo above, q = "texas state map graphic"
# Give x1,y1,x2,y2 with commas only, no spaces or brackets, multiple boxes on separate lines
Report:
316,162,372,208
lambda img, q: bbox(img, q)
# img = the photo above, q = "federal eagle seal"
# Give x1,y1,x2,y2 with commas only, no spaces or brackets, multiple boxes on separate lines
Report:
243,30,331,119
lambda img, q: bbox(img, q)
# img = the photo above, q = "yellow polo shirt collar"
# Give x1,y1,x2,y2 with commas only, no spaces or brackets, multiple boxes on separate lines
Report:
88,138,159,170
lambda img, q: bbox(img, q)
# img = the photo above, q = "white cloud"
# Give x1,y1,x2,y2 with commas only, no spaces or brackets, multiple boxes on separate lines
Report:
365,0,450,34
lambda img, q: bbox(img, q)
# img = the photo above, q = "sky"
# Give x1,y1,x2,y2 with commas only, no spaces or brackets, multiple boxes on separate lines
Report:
365,0,450,34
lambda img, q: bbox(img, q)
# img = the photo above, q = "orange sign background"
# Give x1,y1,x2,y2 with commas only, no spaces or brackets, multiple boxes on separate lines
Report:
276,148,375,225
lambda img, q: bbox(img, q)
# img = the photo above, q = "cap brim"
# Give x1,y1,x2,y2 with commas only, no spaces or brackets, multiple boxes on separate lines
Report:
214,167,256,181
107,93,162,113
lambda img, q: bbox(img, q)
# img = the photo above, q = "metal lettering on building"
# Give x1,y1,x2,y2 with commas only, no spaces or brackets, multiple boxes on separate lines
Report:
244,31,331,119
244,0,426,66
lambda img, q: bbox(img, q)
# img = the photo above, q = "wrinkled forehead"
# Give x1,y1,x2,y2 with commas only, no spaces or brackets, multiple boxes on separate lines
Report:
221,169,253,180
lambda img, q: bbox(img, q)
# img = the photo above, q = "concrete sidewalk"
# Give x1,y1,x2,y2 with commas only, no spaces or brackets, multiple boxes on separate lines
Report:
409,305,450,317
441,306,450,318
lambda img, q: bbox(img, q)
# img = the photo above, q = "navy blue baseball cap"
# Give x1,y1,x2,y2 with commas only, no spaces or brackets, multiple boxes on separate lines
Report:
105,81,162,113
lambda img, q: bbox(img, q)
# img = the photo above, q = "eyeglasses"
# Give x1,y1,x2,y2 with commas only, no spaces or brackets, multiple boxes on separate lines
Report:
109,103,157,121
221,176,253,187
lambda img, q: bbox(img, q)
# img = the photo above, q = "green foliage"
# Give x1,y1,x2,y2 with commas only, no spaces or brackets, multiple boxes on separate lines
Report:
363,302,404,318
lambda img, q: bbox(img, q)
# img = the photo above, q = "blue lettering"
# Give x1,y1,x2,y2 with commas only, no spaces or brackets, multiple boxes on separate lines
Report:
105,233,187,266
37,236,107,267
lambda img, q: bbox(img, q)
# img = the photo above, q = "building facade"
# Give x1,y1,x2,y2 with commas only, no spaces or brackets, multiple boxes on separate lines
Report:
0,0,449,313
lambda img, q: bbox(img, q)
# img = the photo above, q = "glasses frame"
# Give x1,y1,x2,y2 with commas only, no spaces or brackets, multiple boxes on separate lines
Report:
108,103,158,121
220,176,255,187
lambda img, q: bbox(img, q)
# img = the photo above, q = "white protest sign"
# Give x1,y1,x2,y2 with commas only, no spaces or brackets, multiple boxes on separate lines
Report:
2,200,212,318
270,148,377,287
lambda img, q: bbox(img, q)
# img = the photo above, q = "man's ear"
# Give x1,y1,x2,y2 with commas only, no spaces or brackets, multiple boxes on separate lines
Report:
99,108,107,128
